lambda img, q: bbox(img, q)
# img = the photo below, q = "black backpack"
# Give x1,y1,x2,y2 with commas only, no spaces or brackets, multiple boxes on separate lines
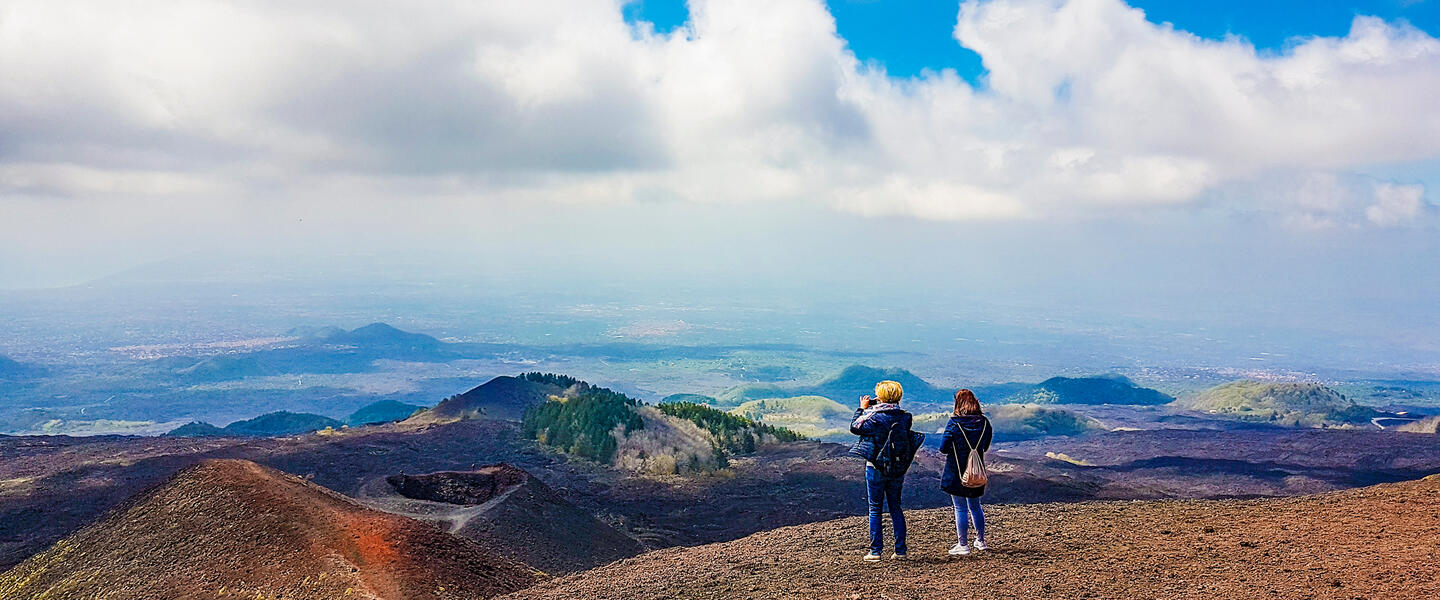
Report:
873,420,924,478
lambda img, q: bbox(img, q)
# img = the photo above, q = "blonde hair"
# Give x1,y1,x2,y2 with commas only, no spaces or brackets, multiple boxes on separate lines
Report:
874,380,904,403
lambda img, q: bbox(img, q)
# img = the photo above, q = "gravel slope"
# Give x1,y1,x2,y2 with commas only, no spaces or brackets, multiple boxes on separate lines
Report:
504,474,1440,600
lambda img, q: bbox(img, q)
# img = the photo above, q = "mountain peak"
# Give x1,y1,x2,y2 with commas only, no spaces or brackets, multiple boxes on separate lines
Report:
353,322,405,335
314,322,443,350
408,375,566,424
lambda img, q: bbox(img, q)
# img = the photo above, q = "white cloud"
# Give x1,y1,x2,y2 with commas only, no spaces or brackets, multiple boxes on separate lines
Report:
1367,182,1427,226
0,0,1436,247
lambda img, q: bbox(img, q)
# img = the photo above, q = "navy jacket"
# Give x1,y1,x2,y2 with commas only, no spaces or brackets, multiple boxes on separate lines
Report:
847,405,918,472
939,415,993,497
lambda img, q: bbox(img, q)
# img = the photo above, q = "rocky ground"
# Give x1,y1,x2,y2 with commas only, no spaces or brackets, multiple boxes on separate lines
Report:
505,475,1440,600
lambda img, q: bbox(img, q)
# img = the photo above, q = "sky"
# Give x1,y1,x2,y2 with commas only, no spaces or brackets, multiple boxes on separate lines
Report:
1,0,1437,354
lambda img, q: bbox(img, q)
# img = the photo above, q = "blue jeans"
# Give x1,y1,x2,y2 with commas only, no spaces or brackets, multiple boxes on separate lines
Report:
952,495,985,544
865,466,906,554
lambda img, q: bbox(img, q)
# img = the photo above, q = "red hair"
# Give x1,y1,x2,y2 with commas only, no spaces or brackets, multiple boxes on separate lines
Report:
953,389,982,416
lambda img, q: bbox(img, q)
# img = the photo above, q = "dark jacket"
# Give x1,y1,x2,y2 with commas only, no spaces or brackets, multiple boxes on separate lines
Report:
847,405,919,474
939,414,993,498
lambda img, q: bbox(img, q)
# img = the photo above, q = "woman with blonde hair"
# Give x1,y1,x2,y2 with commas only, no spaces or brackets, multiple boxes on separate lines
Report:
847,380,921,562
939,389,993,556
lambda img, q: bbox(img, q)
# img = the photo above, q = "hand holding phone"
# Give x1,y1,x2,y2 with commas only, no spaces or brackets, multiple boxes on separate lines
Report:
859,395,874,409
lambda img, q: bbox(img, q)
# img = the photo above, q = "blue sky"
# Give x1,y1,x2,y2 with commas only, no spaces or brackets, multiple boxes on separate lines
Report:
626,0,1440,79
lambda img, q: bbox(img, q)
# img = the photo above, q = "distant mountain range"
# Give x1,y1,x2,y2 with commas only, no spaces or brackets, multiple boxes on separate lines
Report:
670,366,1174,440
168,398,433,437
155,322,454,383
705,365,1172,412
144,323,831,387
167,411,343,437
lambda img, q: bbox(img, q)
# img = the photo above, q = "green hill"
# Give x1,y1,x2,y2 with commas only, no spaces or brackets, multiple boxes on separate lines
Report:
714,365,953,410
1180,381,1379,427
660,393,719,405
656,402,804,451
912,404,1105,442
1014,375,1174,406
224,411,344,436
714,383,792,408
729,396,853,440
522,376,803,474
347,399,425,427
162,421,227,437
809,365,953,407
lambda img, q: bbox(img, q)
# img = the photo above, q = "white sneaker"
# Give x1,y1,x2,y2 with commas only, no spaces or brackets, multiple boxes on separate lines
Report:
890,552,907,561
863,551,882,562
973,539,987,552
948,542,971,556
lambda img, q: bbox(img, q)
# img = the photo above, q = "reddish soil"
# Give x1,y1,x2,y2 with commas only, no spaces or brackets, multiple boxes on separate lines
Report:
505,475,1440,600
0,460,538,600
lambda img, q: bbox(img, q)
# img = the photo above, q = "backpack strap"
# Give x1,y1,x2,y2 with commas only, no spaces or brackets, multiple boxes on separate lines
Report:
955,420,989,463
958,420,982,451
878,422,898,459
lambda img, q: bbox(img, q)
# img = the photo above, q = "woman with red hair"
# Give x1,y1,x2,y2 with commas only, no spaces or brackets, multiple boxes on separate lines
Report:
939,388,992,556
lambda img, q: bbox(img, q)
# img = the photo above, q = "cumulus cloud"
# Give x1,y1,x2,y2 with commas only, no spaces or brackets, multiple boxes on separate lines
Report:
0,0,1436,236
1222,172,1432,229
1367,182,1427,226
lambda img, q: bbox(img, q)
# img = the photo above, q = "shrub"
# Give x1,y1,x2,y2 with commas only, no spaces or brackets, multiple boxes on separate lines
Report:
656,401,806,453
518,372,585,389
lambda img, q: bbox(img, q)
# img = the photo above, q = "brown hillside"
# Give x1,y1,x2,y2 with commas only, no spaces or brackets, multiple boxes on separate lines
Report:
0,459,538,600
361,465,644,574
504,475,1440,600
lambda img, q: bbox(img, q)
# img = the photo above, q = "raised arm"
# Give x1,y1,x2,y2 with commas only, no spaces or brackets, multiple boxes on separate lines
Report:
850,408,883,436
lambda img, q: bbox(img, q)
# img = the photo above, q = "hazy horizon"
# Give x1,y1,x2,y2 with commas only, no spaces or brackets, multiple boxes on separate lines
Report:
4,0,1440,389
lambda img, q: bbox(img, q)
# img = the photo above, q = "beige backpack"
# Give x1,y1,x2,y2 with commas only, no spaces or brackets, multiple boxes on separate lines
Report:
954,421,989,488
